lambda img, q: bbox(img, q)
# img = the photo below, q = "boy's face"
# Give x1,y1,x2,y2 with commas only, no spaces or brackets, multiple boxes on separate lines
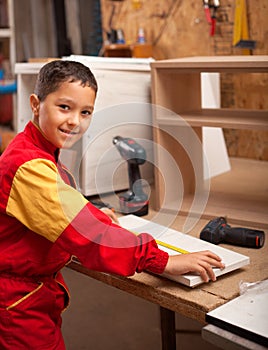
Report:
30,81,96,149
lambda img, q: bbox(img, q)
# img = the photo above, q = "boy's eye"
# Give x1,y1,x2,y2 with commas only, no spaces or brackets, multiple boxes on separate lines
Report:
59,104,69,110
81,110,92,117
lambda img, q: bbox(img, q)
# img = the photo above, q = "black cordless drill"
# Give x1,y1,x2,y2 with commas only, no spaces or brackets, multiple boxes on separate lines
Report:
113,136,149,216
200,217,265,248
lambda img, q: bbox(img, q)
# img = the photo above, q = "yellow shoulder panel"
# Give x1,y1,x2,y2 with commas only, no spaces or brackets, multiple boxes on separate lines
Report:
7,159,88,242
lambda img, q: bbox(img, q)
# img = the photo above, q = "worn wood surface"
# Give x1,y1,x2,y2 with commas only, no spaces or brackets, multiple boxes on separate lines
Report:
67,208,268,324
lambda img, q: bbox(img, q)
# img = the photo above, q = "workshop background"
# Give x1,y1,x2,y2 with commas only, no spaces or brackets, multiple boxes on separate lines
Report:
0,1,267,349
0,0,268,156
1,0,267,157
99,0,268,161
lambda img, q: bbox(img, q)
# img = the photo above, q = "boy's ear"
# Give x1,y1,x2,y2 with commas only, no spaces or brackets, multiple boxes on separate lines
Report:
30,94,40,117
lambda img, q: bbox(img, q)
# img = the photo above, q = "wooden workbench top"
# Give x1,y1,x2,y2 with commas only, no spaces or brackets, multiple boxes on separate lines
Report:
67,210,268,324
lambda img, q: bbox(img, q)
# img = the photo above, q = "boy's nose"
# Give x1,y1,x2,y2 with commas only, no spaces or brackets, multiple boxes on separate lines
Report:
67,113,80,125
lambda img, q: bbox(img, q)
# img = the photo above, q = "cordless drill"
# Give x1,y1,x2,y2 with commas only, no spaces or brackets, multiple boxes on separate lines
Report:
200,217,265,248
113,136,149,216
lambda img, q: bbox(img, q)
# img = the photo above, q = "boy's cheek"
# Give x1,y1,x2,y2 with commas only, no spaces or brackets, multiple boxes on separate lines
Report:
62,117,92,148
81,118,92,133
62,135,82,149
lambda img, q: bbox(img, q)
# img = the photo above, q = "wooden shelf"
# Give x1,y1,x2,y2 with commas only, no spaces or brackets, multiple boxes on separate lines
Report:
151,55,268,73
151,56,268,228
0,0,15,74
159,158,268,230
0,28,12,38
104,44,132,58
104,43,153,58
156,108,268,130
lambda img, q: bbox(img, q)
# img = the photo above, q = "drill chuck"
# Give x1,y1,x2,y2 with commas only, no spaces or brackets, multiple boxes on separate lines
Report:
113,136,146,165
200,217,265,248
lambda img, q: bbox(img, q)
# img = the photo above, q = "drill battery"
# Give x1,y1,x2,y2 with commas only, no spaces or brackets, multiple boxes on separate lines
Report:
119,194,149,216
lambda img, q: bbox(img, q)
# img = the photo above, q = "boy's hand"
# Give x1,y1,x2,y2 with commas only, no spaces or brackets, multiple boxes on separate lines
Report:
164,251,225,283
100,207,119,225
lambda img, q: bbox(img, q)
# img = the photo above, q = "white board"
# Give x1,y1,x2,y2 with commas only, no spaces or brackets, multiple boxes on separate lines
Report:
201,72,231,180
118,215,250,287
206,279,268,347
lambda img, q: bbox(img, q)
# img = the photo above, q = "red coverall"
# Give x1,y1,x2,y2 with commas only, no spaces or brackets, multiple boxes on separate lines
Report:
0,121,168,349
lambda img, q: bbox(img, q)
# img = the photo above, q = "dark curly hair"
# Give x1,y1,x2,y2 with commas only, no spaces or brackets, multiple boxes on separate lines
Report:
34,60,98,101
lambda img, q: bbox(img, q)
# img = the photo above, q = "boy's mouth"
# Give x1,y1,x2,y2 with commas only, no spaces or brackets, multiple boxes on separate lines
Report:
59,128,78,135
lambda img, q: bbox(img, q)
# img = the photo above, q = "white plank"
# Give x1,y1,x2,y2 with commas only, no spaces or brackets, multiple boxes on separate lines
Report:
201,72,231,180
118,215,250,287
206,280,268,347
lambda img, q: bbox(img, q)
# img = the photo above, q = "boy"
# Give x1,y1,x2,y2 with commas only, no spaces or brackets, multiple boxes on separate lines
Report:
0,60,224,349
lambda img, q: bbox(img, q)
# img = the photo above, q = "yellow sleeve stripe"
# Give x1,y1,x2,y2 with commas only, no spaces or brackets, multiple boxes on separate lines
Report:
7,159,88,242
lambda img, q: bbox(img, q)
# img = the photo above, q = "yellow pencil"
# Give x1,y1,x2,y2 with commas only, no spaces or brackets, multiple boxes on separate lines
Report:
132,231,189,254
155,239,189,255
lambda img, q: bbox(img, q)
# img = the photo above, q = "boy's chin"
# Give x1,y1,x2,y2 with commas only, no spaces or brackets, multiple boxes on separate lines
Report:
62,137,81,149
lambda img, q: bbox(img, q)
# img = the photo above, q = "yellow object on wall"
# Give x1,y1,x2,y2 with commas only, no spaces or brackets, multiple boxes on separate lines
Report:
233,0,256,54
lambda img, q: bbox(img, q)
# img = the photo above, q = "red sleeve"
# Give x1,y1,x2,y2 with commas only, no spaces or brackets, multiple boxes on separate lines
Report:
56,202,169,276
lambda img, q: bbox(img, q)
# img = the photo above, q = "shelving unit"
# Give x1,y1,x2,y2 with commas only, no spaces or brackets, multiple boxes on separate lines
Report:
151,56,268,229
0,0,15,73
0,0,16,126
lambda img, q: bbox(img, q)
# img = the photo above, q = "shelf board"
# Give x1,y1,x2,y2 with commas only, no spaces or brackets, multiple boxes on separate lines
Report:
15,62,46,74
151,55,268,73
177,194,267,229
0,28,12,38
156,108,268,130
158,158,268,230
162,196,268,230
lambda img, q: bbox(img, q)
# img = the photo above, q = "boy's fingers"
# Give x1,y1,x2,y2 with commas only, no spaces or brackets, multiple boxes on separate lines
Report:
200,251,225,269
206,264,217,281
100,207,119,224
198,266,211,282
206,257,225,269
196,253,224,282
199,261,216,282
202,250,222,261
110,213,119,224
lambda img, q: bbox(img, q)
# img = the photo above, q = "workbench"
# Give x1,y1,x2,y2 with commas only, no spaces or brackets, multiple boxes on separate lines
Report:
67,210,268,350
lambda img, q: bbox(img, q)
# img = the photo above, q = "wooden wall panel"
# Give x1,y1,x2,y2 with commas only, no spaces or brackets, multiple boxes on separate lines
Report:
100,0,268,57
100,0,212,59
100,0,268,160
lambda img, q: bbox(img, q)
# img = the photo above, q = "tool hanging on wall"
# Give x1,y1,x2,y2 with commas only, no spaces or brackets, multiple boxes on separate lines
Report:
233,0,256,54
132,0,142,10
105,0,125,44
203,0,220,36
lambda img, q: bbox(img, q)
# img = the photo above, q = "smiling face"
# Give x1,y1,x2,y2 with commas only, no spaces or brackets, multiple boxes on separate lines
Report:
30,80,96,149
